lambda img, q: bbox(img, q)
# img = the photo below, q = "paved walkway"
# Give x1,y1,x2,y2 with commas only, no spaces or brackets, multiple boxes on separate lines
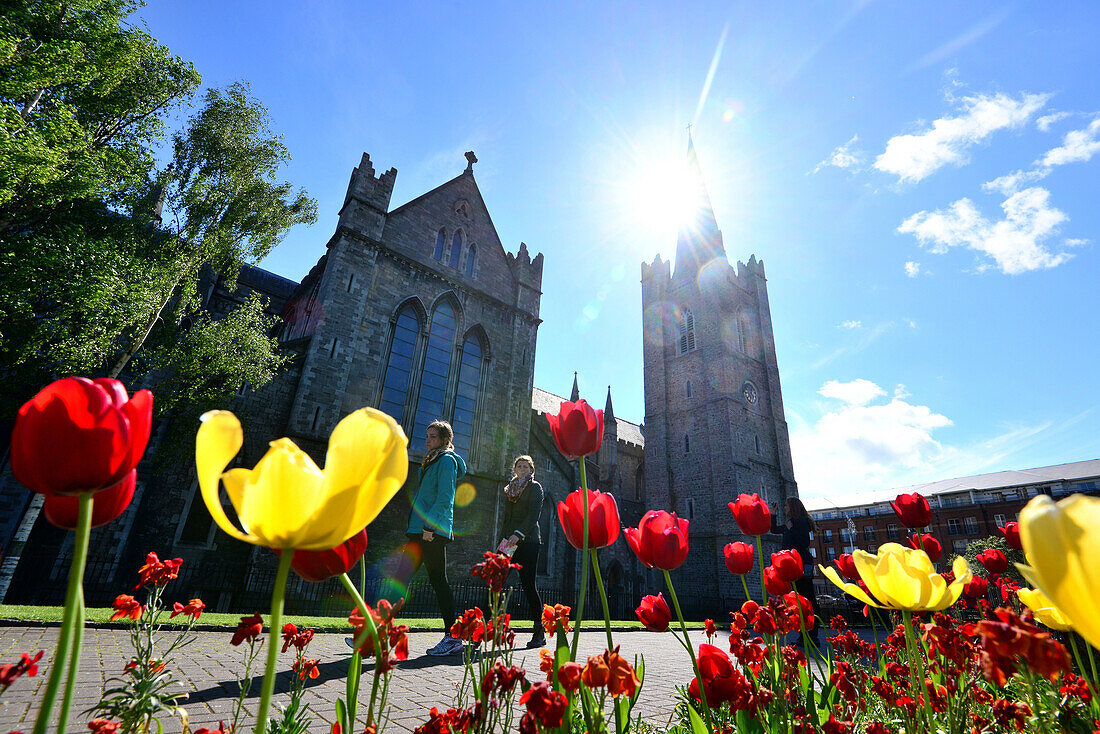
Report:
0,626,739,733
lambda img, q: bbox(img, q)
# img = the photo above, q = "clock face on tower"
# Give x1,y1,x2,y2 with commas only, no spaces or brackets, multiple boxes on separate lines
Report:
742,381,758,404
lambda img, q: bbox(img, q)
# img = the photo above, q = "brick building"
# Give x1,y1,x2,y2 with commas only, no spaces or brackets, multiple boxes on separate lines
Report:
806,458,1100,597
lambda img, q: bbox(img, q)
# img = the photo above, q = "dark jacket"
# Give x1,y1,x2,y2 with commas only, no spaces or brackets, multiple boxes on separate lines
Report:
406,449,467,539
501,480,544,544
772,515,813,565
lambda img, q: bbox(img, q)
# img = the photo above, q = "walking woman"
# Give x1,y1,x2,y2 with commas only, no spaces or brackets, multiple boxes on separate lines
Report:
387,420,467,656
499,454,546,648
771,495,821,647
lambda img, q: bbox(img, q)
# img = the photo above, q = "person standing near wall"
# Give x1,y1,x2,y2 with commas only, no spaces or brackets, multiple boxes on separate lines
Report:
498,454,545,648
771,496,821,648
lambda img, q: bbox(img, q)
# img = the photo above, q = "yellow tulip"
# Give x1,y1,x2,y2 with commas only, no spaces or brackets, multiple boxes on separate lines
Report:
1018,493,1100,649
1016,587,1073,631
196,408,408,550
819,543,971,611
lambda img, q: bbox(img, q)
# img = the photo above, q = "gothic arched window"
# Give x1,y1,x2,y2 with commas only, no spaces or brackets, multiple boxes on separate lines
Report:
465,244,477,276
411,301,457,444
379,305,421,425
451,333,485,458
678,308,696,355
449,231,463,268
433,228,446,260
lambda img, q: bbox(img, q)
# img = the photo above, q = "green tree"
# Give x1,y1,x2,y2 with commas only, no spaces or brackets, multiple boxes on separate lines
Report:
0,0,200,232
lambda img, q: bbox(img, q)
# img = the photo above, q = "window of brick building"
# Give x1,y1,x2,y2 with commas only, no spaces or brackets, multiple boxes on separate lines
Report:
678,308,696,354
953,539,969,554
824,529,833,542
947,518,962,535
465,244,477,276
434,228,446,260
994,513,1006,528
887,523,898,539
449,230,463,267
964,516,979,535
864,526,875,543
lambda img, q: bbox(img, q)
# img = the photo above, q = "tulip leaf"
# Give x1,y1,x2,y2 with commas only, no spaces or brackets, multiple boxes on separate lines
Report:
686,700,708,734
335,698,349,730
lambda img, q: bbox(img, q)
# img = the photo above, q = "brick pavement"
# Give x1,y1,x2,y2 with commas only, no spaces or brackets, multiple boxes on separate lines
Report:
0,626,756,733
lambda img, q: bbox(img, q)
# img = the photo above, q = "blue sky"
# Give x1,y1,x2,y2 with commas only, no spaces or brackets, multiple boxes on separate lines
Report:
136,1,1100,503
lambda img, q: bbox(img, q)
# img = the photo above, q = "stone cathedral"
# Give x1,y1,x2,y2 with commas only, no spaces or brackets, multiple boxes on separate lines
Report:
0,143,797,619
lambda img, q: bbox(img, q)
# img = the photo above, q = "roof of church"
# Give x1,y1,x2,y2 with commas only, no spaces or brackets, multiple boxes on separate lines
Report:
803,457,1100,512
239,263,299,300
531,387,644,447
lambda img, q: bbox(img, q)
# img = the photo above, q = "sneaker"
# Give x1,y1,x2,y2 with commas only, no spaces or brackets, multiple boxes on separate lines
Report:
345,636,356,650
443,636,466,655
426,634,455,656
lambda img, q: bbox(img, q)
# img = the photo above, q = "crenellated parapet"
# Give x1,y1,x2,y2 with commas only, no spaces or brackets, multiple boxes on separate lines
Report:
337,152,396,240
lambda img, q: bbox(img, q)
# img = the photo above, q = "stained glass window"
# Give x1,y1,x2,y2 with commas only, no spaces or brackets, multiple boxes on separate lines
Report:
451,334,483,458
379,306,420,424
412,302,457,444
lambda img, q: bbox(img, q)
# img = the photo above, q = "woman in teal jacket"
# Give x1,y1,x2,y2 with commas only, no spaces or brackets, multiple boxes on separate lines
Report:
398,420,467,656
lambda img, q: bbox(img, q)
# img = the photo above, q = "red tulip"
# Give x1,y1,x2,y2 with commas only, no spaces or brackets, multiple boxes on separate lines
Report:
545,399,603,459
727,494,771,536
770,549,803,582
964,575,989,598
834,553,860,582
556,488,620,549
42,470,136,529
624,511,689,570
634,593,672,632
998,522,1022,551
280,529,369,582
976,548,1008,574
11,377,152,496
763,565,791,595
723,542,754,575
907,533,943,562
689,643,752,705
890,492,932,528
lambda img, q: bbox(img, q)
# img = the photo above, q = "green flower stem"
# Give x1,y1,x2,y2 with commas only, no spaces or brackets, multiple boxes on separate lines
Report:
1085,635,1100,693
755,535,768,603
255,548,294,734
738,573,752,606
340,572,382,726
663,569,715,734
901,610,934,733
570,458,591,659
590,549,615,650
57,588,84,734
33,492,92,734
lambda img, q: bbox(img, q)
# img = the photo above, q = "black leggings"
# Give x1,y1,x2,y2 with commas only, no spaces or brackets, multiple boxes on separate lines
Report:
511,541,543,629
794,572,820,643
383,534,456,629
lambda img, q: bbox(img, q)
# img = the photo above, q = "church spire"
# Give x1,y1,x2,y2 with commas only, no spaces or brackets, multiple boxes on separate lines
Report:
673,133,726,282
604,385,615,422
570,372,580,402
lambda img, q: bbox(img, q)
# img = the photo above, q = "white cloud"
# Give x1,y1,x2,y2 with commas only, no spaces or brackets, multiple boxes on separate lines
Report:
982,168,1046,196
818,378,886,405
812,135,865,173
1037,111,1071,132
904,261,921,277
792,381,953,498
839,320,863,330
1040,117,1100,167
898,187,1076,275
874,92,1050,183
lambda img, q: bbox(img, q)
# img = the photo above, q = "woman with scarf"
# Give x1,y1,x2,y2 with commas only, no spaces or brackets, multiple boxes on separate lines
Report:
499,454,546,648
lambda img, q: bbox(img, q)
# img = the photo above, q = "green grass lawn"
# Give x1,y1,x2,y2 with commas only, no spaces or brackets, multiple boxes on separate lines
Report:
0,605,679,631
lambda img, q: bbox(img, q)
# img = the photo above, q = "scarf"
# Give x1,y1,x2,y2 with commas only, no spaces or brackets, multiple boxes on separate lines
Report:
421,444,452,469
504,473,532,502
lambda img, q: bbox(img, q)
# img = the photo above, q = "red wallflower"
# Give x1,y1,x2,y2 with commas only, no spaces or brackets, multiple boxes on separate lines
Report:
110,595,143,621
348,599,410,670
625,511,689,570
556,488,620,549
977,548,1008,574
481,662,525,695
169,598,205,620
42,470,136,529
770,549,803,582
581,653,610,688
540,603,571,635
635,593,672,631
135,552,182,589
907,533,942,562
545,399,603,458
557,661,582,692
88,720,123,733
11,377,152,497
998,521,1023,550
231,613,264,646
690,644,752,708
282,528,368,582
834,553,860,582
281,623,315,652
0,651,42,689
763,566,791,596
723,542,754,575
292,658,320,680
728,493,771,535
964,576,989,599
890,492,932,528
451,608,486,641
783,592,815,630
471,551,521,593
519,680,568,727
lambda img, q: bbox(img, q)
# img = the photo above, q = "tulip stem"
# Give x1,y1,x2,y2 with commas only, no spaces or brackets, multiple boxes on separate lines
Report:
255,548,294,734
58,588,84,734
738,574,752,605
340,572,382,726
663,570,715,734
33,492,92,734
589,549,614,650
755,535,767,603
901,610,933,733
570,459,591,659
